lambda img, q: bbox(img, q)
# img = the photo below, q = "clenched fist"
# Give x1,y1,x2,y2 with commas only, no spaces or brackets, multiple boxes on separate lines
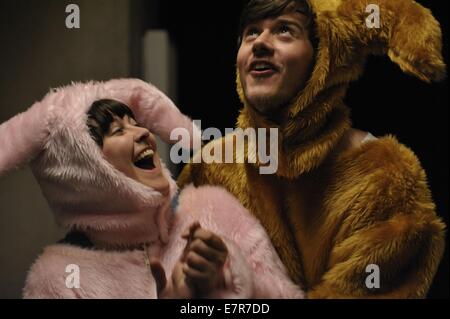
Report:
181,222,229,297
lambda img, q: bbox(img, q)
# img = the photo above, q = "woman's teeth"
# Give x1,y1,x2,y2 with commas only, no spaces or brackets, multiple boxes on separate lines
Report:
135,149,154,162
134,149,156,170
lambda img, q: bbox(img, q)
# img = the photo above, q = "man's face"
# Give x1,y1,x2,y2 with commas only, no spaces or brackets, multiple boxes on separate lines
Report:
237,10,314,115
102,115,170,196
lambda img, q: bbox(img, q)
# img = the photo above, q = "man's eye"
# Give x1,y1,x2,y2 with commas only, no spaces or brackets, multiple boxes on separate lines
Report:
278,25,293,35
244,28,260,39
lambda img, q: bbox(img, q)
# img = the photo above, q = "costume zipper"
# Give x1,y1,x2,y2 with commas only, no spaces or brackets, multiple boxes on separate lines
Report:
143,243,151,270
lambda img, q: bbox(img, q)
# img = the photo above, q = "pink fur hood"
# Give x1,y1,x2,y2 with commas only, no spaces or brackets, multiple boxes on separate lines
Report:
0,79,201,246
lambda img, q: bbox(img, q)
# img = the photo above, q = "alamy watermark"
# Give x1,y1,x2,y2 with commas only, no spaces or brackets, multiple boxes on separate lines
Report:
65,4,80,29
365,264,380,289
366,4,380,29
170,120,279,175
65,264,80,289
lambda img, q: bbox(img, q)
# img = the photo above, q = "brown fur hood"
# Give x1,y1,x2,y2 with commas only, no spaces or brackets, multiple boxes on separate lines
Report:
236,0,446,178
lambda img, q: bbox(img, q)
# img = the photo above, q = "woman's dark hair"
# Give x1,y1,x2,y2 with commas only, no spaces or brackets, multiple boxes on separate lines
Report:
86,99,135,147
237,0,317,48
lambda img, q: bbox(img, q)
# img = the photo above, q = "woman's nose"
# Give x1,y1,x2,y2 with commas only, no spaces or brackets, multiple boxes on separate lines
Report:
134,126,150,143
252,31,274,57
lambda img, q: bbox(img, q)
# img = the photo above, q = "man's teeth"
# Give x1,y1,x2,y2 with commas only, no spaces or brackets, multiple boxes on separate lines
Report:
254,63,273,71
135,149,154,162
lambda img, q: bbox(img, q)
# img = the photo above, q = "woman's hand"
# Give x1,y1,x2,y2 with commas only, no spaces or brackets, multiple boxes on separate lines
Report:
181,222,229,297
150,222,228,298
150,258,194,299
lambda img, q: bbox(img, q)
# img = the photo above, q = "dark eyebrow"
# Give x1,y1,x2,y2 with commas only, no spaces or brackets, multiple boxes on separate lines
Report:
243,16,305,35
243,22,259,30
108,121,120,133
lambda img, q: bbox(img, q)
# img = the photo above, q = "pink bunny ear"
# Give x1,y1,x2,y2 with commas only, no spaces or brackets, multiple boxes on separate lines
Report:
103,78,202,150
0,101,51,177
0,78,200,178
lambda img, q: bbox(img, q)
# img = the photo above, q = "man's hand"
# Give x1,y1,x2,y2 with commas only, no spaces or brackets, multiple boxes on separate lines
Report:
181,222,229,297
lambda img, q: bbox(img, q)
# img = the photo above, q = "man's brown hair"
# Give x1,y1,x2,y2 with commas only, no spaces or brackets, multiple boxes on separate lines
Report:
237,0,317,47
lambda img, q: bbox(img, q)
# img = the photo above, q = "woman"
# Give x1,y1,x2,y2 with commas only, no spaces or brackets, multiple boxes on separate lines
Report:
0,78,304,298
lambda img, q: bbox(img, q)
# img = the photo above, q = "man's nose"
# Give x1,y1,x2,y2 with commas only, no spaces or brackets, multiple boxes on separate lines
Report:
252,31,274,57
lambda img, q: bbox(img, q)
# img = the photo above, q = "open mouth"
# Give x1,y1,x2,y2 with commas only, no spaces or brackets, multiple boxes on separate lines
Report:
249,61,279,76
134,149,156,170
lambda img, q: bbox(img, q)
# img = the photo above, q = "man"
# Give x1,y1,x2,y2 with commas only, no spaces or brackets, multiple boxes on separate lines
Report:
178,0,446,298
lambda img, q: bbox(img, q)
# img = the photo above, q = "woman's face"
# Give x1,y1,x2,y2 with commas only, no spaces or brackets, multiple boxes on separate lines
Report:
101,115,170,196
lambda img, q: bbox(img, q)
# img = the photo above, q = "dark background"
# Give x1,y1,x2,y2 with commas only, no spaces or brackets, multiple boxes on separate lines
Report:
0,0,447,298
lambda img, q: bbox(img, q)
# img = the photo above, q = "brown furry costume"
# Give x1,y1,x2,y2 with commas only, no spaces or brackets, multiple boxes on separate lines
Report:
178,0,446,298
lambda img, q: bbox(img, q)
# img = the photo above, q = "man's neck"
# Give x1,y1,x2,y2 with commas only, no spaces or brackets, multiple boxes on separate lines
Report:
237,98,352,178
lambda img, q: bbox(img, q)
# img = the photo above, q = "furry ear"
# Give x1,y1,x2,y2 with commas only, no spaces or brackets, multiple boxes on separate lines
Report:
0,101,51,177
382,0,446,82
310,0,446,83
0,78,201,178
103,79,202,150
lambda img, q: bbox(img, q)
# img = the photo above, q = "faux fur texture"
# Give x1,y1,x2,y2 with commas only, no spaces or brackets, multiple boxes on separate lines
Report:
23,185,305,299
179,0,446,298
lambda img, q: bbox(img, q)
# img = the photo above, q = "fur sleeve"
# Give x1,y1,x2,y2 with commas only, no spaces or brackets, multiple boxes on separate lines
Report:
308,138,446,298
176,185,305,299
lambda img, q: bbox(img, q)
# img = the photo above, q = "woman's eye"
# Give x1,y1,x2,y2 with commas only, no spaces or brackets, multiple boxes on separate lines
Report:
131,121,143,128
111,127,123,135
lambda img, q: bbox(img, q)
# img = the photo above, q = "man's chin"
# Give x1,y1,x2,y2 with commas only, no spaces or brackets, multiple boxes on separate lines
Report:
247,95,287,117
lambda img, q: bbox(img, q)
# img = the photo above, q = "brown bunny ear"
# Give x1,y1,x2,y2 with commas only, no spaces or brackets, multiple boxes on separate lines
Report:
384,1,446,83
309,0,446,83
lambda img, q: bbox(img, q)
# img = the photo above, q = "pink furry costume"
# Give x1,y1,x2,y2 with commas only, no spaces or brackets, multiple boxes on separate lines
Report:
0,79,304,299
